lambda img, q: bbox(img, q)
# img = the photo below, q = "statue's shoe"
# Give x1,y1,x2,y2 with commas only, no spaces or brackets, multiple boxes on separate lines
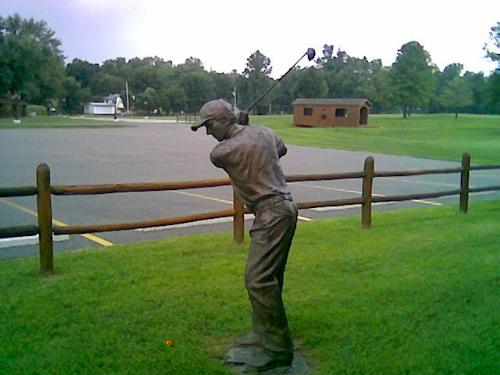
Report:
241,348,293,373
226,346,257,365
235,331,260,347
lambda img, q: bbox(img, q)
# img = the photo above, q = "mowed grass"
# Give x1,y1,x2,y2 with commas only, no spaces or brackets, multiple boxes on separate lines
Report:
254,114,500,165
0,116,130,128
1,200,498,374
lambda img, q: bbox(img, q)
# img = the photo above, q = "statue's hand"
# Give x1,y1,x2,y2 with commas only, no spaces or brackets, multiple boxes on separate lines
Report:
237,111,249,125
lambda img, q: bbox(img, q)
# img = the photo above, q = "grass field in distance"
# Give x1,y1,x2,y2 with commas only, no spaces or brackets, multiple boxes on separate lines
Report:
255,113,500,165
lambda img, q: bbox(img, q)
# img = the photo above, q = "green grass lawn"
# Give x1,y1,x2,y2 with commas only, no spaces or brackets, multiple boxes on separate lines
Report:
0,116,130,128
1,200,498,374
254,113,500,165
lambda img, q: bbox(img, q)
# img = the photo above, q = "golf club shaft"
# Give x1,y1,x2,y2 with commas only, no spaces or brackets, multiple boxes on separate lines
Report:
246,51,308,113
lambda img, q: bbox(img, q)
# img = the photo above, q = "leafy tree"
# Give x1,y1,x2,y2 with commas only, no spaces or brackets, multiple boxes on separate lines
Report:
371,66,397,113
102,57,127,70
163,84,187,113
293,68,328,98
484,73,500,114
89,72,124,100
66,58,100,88
182,57,204,69
272,67,300,113
462,72,488,114
482,23,499,113
101,57,129,79
437,77,473,118
243,50,273,114
483,22,499,64
125,57,173,101
0,14,65,118
61,76,91,114
179,71,215,113
390,41,435,117
430,63,464,112
209,72,235,103
129,64,167,94
315,44,335,65
127,56,173,69
136,87,158,115
316,47,380,103
244,50,272,77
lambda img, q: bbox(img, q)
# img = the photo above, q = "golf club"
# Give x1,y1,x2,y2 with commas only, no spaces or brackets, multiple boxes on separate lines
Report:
191,48,316,130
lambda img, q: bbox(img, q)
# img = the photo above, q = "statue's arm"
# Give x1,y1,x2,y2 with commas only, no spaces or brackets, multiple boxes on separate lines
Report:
210,142,231,168
210,148,224,168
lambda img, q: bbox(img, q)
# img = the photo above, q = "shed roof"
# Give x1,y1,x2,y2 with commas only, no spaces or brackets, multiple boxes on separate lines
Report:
292,98,372,107
87,102,115,107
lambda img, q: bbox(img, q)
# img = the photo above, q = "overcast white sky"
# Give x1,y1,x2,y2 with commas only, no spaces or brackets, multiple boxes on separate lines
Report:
1,0,498,77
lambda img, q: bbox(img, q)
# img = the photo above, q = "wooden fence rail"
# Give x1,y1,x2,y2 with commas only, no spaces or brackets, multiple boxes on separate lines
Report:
175,114,200,124
0,186,37,197
0,153,499,276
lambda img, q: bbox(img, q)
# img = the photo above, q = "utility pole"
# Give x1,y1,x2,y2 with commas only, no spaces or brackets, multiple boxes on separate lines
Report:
233,85,237,109
125,81,130,113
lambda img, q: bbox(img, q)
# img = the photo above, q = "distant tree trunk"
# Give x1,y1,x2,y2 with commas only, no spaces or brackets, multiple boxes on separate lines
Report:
14,100,20,120
402,107,407,118
455,112,458,119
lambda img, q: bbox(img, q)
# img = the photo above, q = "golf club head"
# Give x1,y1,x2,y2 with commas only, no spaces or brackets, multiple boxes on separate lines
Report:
307,48,316,61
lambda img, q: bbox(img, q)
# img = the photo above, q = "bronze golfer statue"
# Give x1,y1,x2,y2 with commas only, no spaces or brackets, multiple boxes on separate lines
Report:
192,99,298,372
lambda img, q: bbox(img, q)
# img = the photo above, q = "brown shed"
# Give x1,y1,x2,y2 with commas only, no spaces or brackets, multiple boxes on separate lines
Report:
292,98,372,127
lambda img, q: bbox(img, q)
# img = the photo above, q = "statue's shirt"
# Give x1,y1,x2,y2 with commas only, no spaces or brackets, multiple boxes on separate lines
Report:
210,124,289,210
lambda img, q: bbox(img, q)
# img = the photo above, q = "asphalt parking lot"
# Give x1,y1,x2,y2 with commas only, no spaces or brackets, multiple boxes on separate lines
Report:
1,120,498,259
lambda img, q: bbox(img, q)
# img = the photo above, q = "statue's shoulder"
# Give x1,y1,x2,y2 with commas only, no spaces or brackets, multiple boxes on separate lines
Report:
247,123,273,133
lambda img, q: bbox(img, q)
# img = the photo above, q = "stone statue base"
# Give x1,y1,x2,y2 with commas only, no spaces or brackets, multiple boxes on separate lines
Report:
226,346,310,374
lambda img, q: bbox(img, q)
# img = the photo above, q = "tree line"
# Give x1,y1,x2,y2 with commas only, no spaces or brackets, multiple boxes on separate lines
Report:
1,14,498,118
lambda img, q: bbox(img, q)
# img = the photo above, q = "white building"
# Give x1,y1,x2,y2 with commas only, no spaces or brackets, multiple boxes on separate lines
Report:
84,102,116,115
84,94,125,115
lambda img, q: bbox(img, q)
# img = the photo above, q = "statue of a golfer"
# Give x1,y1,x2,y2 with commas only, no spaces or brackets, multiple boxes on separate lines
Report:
192,99,298,372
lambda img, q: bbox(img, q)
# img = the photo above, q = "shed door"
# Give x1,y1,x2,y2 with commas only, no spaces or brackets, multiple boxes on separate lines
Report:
359,107,368,125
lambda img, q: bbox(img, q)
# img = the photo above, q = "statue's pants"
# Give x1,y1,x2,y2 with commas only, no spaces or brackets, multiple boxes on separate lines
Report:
246,194,298,355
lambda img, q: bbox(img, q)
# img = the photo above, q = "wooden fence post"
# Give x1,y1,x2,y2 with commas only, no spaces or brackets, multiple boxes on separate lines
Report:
460,153,471,213
233,190,244,244
362,156,375,228
36,163,54,275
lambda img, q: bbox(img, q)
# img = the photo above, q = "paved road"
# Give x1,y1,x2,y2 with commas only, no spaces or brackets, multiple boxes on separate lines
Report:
1,120,498,259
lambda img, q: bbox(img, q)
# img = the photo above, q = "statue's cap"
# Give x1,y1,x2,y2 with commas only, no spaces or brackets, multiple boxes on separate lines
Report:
191,99,233,131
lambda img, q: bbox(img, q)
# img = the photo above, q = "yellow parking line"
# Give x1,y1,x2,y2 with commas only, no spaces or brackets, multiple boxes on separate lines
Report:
296,183,360,195
298,215,312,222
384,177,458,188
80,234,113,246
0,197,37,216
175,191,233,204
175,191,312,221
295,182,442,207
411,199,443,206
0,198,113,247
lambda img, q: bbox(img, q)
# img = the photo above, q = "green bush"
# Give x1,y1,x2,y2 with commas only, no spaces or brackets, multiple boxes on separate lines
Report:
26,104,47,117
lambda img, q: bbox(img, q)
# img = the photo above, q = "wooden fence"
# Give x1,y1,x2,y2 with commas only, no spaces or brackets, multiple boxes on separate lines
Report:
176,114,199,124
0,153,499,276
